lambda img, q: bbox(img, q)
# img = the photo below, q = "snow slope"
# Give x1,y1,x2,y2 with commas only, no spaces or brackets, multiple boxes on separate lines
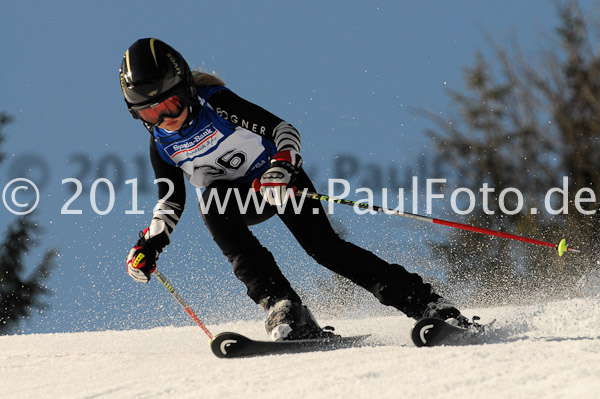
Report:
2,296,599,399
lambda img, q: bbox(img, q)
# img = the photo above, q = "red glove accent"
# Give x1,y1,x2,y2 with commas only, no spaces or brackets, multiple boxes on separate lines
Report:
126,228,158,283
271,150,303,171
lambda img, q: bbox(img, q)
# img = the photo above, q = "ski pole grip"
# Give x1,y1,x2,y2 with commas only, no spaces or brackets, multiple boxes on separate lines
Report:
252,178,298,198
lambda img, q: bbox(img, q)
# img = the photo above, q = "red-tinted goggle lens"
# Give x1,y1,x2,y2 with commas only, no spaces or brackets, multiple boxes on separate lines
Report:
135,95,185,125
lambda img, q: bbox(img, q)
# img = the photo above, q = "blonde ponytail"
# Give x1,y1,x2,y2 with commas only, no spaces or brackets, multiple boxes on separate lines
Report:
192,70,226,87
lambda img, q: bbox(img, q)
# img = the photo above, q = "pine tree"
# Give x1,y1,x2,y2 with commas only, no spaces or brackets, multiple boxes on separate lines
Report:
0,113,57,334
424,1,599,305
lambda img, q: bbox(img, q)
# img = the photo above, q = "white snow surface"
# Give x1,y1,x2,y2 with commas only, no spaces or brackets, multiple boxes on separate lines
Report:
2,296,599,399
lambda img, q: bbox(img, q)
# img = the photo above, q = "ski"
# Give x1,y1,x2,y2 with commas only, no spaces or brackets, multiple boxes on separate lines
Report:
210,331,370,358
410,317,491,347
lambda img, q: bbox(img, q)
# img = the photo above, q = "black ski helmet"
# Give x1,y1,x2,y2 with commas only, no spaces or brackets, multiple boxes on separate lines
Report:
119,38,197,128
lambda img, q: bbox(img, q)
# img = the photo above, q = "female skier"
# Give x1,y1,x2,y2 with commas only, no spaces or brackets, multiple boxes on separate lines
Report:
122,38,463,341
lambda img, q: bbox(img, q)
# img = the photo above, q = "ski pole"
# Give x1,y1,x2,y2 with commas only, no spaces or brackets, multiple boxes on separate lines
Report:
296,188,580,256
154,269,213,340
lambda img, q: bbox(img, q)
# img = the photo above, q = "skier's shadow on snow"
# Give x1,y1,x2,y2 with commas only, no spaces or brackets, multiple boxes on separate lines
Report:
531,336,600,343
463,329,600,345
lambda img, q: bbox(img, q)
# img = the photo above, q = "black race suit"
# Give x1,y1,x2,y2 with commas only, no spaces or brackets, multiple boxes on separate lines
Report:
146,86,440,317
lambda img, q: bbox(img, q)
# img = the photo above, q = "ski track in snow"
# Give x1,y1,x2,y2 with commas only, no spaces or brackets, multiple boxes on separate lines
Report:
1,297,599,399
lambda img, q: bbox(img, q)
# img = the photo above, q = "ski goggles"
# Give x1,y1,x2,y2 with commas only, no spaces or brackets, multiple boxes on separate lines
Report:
132,94,186,125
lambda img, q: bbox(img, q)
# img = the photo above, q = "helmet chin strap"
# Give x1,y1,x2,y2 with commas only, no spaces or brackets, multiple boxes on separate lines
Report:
181,103,196,128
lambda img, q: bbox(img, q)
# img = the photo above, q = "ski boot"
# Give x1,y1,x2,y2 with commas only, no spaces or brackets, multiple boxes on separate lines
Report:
423,297,470,327
265,299,337,341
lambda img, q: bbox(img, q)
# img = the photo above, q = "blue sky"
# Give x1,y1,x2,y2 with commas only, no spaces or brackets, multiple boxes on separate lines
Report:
2,1,594,333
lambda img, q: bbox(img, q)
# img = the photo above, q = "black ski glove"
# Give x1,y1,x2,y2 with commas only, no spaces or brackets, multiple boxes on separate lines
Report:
126,227,168,283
